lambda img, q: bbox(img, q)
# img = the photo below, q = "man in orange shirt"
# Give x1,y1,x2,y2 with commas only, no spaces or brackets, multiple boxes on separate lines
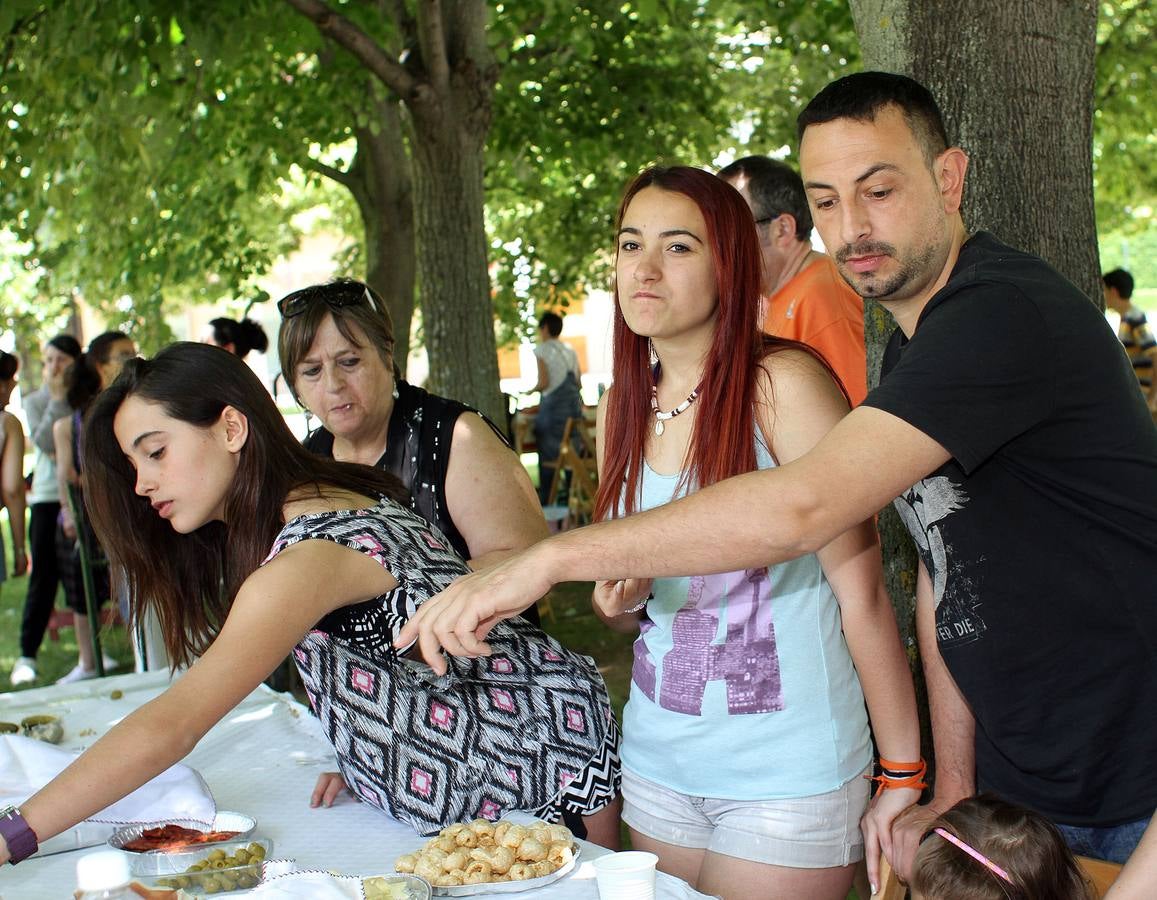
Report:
720,156,868,405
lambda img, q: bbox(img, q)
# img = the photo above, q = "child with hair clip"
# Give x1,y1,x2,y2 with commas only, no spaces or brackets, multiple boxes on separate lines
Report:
909,794,1095,900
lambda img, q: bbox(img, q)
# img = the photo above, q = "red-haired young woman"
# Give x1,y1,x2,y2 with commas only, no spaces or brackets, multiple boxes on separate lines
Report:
592,166,920,900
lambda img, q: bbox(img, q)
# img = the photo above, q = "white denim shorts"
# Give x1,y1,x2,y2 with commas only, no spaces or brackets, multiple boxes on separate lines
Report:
620,765,870,869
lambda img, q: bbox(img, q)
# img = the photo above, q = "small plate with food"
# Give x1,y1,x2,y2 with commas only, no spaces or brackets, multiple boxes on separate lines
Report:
395,818,579,896
109,811,257,854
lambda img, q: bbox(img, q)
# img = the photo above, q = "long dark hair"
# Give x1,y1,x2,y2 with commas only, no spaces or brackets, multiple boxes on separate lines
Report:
66,331,131,412
595,165,842,520
83,342,408,668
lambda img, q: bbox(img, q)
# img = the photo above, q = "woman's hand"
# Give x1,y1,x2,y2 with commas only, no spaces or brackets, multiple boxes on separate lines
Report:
310,772,355,808
61,512,77,541
11,546,27,577
592,578,653,619
862,786,922,893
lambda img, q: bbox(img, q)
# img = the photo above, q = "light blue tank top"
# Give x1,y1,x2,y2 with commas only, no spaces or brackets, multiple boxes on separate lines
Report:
620,432,871,800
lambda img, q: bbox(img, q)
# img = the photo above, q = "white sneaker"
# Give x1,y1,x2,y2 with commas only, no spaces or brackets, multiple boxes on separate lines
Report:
101,654,119,672
10,657,37,686
56,663,99,685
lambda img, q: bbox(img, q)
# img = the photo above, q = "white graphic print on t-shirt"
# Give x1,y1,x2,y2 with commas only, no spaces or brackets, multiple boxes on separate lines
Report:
895,476,988,647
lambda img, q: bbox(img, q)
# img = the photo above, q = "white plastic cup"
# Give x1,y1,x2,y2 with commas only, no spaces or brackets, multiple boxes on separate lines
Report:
593,850,659,900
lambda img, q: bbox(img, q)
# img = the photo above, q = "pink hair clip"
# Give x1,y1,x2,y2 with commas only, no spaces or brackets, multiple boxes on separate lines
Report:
933,827,1013,884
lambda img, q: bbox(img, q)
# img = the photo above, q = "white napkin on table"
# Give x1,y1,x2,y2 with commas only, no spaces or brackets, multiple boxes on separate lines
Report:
247,867,363,899
0,733,216,857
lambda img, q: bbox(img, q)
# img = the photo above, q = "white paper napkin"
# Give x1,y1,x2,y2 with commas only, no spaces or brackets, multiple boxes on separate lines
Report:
0,733,216,856
248,867,363,899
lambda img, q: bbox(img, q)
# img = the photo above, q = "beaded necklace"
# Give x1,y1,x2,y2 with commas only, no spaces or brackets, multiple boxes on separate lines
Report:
650,382,700,436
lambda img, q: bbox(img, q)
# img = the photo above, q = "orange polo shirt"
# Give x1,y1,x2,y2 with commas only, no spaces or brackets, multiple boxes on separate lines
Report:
763,255,867,406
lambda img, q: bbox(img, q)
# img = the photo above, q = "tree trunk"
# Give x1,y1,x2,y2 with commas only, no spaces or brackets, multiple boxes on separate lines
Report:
349,97,416,378
849,0,1101,785
407,57,503,425
850,0,1101,301
285,0,504,424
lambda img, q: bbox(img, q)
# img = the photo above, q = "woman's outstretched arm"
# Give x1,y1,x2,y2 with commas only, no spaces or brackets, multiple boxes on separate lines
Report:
0,539,392,863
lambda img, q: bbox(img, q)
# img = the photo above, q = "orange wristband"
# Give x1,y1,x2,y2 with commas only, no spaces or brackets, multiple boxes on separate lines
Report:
865,758,928,795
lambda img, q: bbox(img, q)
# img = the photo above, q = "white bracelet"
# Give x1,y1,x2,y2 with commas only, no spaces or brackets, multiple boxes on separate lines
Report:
624,592,654,614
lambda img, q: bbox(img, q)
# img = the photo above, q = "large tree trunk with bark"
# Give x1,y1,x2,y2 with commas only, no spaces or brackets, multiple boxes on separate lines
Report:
850,0,1100,299
407,66,503,424
288,0,503,424
849,0,1101,782
350,99,416,378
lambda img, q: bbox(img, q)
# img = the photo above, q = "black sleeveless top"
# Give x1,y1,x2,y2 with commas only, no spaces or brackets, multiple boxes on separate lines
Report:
303,381,541,625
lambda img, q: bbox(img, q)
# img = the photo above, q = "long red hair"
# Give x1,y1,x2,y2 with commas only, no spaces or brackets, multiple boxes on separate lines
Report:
595,166,839,520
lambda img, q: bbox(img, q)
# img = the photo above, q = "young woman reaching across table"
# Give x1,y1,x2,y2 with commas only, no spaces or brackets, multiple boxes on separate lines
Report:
0,343,621,867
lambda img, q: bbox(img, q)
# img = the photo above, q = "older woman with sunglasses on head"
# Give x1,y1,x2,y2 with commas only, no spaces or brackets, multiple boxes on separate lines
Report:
277,279,547,602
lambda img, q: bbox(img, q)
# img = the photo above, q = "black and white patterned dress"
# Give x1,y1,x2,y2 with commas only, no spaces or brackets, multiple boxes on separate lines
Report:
261,497,620,835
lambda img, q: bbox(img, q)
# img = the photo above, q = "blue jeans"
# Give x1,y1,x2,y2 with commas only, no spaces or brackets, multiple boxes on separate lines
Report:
1055,817,1149,864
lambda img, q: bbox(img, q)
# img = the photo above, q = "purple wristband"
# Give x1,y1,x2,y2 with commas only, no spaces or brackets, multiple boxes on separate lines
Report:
0,806,39,864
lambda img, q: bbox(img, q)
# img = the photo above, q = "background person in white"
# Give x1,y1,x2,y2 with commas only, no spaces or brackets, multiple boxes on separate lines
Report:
399,72,1157,892
529,311,582,505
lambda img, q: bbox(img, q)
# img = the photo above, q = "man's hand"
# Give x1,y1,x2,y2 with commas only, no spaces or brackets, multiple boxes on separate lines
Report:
395,548,554,674
861,786,922,893
890,798,957,881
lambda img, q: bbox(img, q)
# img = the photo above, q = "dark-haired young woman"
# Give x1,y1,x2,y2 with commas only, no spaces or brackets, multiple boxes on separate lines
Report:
0,342,620,867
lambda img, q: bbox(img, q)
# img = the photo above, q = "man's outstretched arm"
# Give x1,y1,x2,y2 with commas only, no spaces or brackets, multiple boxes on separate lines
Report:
398,405,950,671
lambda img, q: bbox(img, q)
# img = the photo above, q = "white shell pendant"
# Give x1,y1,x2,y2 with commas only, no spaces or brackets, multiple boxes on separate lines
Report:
654,419,665,436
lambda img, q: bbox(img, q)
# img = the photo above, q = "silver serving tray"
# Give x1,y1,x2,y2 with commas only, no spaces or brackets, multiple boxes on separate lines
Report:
108,810,257,853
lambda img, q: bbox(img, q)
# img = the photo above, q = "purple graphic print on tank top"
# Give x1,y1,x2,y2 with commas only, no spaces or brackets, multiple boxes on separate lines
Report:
632,566,783,716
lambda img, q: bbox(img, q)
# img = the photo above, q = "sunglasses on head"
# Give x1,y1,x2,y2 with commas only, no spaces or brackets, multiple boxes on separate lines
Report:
277,284,381,319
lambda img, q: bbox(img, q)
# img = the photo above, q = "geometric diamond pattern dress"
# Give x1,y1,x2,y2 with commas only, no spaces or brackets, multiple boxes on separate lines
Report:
261,497,619,835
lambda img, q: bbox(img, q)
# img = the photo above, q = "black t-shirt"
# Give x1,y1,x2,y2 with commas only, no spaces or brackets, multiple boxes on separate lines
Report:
863,232,1157,827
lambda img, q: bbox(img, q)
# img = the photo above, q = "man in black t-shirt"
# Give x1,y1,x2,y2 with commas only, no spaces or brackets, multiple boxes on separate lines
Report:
400,73,1157,891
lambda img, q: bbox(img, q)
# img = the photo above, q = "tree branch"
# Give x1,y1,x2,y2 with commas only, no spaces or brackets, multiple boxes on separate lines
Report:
283,0,417,98
387,0,416,45
415,0,451,90
305,157,356,189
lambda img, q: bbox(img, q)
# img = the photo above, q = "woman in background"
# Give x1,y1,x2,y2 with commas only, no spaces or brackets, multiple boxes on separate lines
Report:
529,311,583,505
277,279,547,584
10,335,81,686
205,316,269,360
54,330,136,683
0,351,28,585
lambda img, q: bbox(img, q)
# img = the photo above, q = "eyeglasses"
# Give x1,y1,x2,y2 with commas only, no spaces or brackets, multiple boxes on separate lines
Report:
754,214,782,227
277,285,381,319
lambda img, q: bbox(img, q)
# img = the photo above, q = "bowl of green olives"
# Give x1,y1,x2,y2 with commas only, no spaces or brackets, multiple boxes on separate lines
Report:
128,836,273,886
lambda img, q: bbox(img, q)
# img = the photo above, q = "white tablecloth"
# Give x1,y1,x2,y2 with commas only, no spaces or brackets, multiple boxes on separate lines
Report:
0,671,712,899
